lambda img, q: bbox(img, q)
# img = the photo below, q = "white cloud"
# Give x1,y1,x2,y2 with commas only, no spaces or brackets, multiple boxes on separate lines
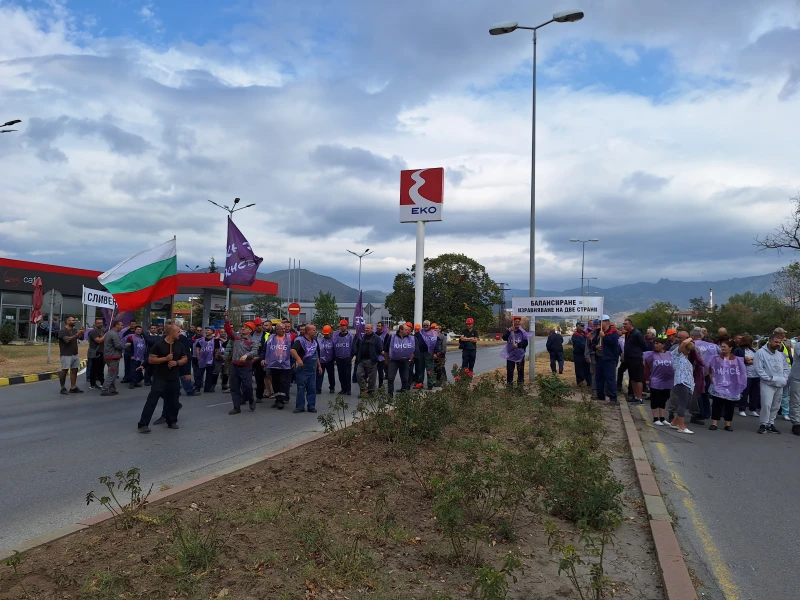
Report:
0,0,799,295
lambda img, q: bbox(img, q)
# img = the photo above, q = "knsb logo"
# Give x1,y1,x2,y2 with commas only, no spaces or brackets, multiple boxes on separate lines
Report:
399,167,444,223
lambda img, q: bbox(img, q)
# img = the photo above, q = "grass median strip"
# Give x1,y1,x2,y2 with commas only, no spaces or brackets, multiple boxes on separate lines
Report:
0,368,664,599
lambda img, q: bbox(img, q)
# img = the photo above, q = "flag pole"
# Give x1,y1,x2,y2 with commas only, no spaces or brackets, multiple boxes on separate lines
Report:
46,290,54,364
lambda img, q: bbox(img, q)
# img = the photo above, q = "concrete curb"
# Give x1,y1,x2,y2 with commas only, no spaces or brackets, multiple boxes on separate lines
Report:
0,431,329,561
0,359,87,387
619,401,697,600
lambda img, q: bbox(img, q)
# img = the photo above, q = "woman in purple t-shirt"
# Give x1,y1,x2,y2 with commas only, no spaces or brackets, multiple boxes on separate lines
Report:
644,338,674,426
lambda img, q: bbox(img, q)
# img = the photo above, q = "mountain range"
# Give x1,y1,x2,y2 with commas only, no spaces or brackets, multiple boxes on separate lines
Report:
503,272,776,317
184,267,776,316
260,269,386,304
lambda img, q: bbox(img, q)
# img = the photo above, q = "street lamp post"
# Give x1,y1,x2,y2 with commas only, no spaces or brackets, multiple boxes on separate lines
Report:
569,238,599,296
491,9,584,381
207,198,256,309
346,249,374,292
1,119,22,133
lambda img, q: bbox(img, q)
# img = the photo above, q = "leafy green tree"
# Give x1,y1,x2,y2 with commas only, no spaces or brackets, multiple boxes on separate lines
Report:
312,291,339,329
250,294,282,319
384,253,503,332
208,256,218,273
173,301,191,311
719,292,787,335
626,301,679,335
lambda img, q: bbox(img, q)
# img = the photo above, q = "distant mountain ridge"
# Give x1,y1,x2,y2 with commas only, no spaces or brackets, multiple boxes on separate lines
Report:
260,269,385,304
503,272,776,316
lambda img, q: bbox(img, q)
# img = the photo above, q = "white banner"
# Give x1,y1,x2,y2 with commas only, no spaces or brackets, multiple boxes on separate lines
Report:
210,296,227,311
82,286,117,309
512,296,604,319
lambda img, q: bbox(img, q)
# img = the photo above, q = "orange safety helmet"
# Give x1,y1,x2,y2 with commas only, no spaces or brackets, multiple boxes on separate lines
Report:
244,321,256,331
322,325,332,334
414,324,421,330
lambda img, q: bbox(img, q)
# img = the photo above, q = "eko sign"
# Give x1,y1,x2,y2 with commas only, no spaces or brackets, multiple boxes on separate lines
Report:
399,168,444,223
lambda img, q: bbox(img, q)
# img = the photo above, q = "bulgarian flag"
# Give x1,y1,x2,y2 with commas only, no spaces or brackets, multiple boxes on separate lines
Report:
98,239,178,312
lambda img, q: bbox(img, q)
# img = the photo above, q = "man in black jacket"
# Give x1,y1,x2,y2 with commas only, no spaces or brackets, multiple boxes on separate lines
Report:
623,318,647,405
353,323,384,395
571,322,588,386
546,328,564,374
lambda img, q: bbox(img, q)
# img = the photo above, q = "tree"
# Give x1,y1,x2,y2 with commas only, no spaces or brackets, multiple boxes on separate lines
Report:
772,261,800,327
208,256,218,273
173,301,191,311
714,292,788,335
756,194,800,251
384,253,503,332
626,301,679,335
312,291,339,329
250,294,282,319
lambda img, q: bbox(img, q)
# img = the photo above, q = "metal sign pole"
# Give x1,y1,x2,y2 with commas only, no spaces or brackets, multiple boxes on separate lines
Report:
413,221,424,326
46,291,54,364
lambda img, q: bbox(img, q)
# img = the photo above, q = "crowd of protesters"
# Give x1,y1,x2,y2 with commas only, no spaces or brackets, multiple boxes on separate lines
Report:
569,317,800,436
56,312,497,434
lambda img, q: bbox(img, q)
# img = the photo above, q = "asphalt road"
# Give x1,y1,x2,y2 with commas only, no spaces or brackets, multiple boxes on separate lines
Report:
0,338,551,552
632,402,799,600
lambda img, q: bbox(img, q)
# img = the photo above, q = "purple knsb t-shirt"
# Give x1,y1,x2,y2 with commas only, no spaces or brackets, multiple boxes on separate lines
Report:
644,351,674,390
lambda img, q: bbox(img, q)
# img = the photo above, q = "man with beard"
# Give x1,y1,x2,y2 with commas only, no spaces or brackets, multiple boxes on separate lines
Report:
460,318,479,371
87,317,107,390
57,315,86,395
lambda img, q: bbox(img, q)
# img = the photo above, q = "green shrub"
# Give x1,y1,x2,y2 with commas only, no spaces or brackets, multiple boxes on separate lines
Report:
563,346,574,362
534,373,571,407
0,323,15,344
541,439,623,528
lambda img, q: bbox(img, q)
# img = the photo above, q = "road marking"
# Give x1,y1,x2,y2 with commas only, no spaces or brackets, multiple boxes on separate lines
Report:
652,440,741,600
206,402,229,408
636,404,653,426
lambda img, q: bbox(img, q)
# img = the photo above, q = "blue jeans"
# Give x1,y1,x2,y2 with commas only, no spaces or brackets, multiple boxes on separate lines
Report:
230,364,254,409
595,359,617,401
296,364,317,410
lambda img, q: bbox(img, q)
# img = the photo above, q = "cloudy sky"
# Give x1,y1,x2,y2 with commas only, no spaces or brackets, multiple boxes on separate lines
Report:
1,0,799,293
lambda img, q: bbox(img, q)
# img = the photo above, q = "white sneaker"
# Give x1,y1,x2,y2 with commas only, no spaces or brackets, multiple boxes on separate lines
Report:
750,411,759,417
739,411,747,417
668,423,679,430
654,420,664,426
677,428,694,434
783,415,792,421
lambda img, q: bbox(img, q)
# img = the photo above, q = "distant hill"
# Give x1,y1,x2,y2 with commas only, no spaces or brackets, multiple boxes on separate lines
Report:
261,269,385,304
503,272,776,316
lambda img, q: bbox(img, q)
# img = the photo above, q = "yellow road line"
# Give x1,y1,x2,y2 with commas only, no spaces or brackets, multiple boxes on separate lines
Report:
653,441,741,600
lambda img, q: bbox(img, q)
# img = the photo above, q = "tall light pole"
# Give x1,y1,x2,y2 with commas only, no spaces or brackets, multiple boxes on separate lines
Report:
1,118,21,133
491,9,584,380
346,248,374,292
585,277,598,295
208,197,256,309
569,238,599,296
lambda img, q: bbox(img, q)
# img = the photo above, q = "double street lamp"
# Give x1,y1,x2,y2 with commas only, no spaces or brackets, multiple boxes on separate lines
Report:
491,10,585,380
569,238,599,296
346,248,374,292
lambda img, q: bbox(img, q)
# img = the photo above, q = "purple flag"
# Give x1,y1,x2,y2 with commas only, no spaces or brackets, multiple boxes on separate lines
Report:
224,217,263,287
353,290,365,340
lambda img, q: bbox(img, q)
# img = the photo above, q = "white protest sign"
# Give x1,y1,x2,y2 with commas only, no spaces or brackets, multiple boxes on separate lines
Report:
512,296,604,319
210,296,227,311
82,286,117,309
